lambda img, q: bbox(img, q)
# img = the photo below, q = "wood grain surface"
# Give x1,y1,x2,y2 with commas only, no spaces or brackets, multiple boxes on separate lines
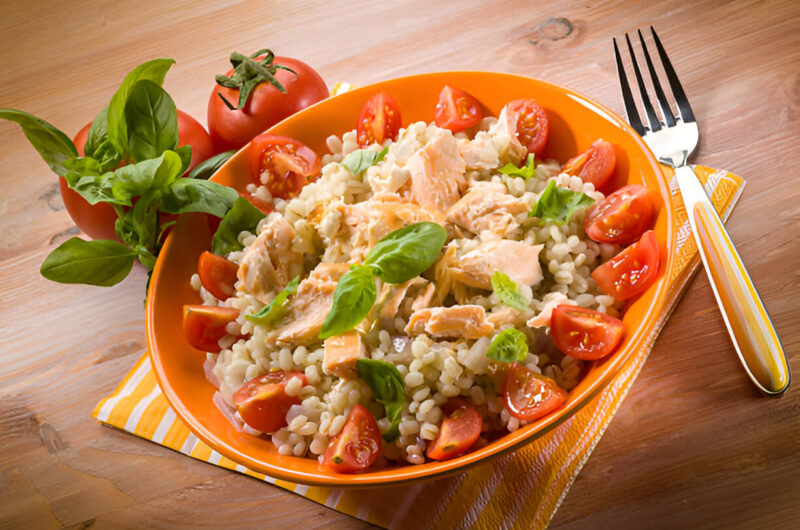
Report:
1,0,798,528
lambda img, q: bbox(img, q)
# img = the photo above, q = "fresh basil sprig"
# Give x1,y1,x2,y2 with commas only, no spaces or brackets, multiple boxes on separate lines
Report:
491,271,529,311
486,328,529,363
529,180,595,225
356,358,404,442
125,79,179,163
40,238,138,287
211,197,267,256
319,222,447,339
499,153,535,179
0,109,77,177
246,276,300,327
340,146,388,175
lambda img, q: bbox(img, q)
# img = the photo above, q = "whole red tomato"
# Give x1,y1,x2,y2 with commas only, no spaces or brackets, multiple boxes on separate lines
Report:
61,110,215,241
207,54,328,152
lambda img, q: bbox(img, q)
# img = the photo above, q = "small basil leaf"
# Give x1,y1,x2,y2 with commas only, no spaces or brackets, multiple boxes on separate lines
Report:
0,108,77,177
64,156,103,177
175,144,193,175
125,79,179,162
486,328,529,363
84,107,109,158
40,237,136,286
245,276,300,327
211,196,266,256
106,58,175,153
111,150,183,204
319,265,377,339
356,358,404,443
498,153,536,179
340,146,388,175
364,222,447,284
71,172,126,205
189,150,236,180
93,139,123,173
491,271,529,311
160,179,238,217
529,180,595,225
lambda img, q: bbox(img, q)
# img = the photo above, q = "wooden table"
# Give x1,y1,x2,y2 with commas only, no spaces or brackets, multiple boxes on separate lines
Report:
2,0,798,527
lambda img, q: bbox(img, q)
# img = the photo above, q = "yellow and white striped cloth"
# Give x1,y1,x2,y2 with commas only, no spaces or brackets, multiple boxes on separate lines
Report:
93,164,744,529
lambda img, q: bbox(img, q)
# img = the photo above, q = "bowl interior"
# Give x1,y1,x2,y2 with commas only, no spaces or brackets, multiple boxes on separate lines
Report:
147,71,675,486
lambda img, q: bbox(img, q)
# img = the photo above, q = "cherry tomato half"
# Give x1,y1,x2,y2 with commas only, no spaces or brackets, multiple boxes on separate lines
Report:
247,133,321,200
323,404,382,473
197,251,239,300
503,362,567,421
508,98,550,156
434,86,483,133
233,371,307,433
182,304,239,353
584,184,656,245
426,398,482,461
592,230,660,302
356,92,401,147
551,305,625,360
562,139,616,190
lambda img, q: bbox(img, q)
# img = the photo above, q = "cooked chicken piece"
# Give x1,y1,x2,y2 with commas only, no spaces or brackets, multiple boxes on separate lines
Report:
376,278,427,330
237,217,304,304
526,293,571,328
458,105,526,170
405,305,493,339
323,330,366,379
446,181,529,236
450,239,543,291
269,262,350,345
406,129,467,213
410,283,436,313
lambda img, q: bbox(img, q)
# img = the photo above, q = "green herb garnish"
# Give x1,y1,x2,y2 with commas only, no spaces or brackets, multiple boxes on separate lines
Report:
246,276,300,327
340,146,388,175
486,328,529,363
529,180,594,225
356,358,405,442
498,153,536,179
491,271,529,311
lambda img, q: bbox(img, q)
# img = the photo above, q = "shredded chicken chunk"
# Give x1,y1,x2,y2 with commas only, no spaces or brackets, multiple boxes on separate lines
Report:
405,305,493,339
406,129,467,212
237,217,303,304
446,181,529,236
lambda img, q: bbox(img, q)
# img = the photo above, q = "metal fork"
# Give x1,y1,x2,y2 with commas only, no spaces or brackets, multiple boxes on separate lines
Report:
613,27,790,396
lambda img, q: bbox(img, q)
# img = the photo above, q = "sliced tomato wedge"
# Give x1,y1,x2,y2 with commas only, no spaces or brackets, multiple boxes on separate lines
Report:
356,92,401,146
426,398,482,461
551,305,625,360
322,404,382,473
503,363,566,421
182,305,239,353
197,251,239,300
434,86,483,133
584,184,656,245
233,371,307,433
592,230,660,301
562,139,616,189
508,98,549,156
247,133,321,199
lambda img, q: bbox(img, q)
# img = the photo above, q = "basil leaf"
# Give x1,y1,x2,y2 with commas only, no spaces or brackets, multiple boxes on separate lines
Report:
106,58,175,153
529,180,595,225
245,276,300,327
319,265,377,339
340,146,388,175
111,150,183,204
491,271,529,311
175,145,193,175
93,140,123,173
0,108,77,177
499,153,536,179
189,150,236,180
486,328,529,363
64,156,103,180
211,196,266,255
364,222,447,284
356,358,404,443
84,107,109,158
125,79,179,162
161,178,238,217
40,237,136,286
71,172,124,205
114,191,160,251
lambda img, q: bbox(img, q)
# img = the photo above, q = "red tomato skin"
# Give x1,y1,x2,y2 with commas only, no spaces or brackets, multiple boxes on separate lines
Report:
551,305,625,360
247,133,321,199
208,56,328,152
508,99,550,156
197,251,239,300
562,139,616,189
322,404,382,473
63,111,214,241
434,86,483,133
233,371,307,433
426,398,482,461
592,230,660,302
584,184,656,245
356,92,402,147
182,305,239,353
503,363,567,422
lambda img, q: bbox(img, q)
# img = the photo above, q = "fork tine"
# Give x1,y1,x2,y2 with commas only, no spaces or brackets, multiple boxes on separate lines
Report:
625,33,662,133
613,37,645,136
650,26,696,123
637,29,676,127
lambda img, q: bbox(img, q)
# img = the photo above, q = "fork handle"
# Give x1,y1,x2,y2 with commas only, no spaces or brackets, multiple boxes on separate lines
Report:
681,169,790,395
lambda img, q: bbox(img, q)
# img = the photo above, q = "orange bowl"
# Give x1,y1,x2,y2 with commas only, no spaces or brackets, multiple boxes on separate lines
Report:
147,71,675,487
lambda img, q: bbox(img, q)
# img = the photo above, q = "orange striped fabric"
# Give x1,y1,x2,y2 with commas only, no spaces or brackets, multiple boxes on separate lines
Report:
92,165,743,529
